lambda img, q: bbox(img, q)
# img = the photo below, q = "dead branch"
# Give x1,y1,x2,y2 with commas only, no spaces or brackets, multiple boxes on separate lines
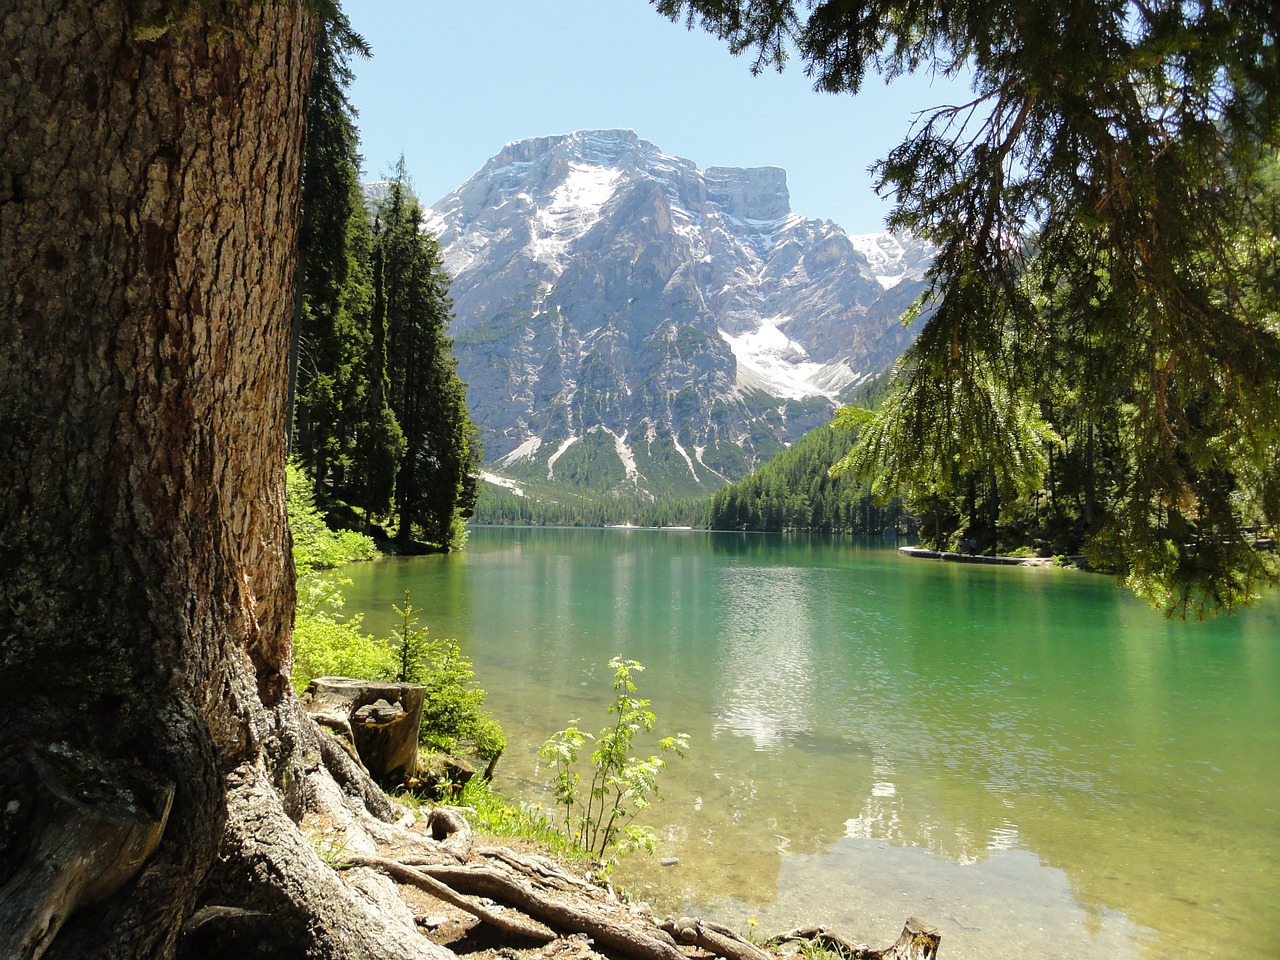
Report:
772,919,941,960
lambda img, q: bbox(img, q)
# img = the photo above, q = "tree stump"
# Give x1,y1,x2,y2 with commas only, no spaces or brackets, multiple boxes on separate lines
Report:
303,678,426,787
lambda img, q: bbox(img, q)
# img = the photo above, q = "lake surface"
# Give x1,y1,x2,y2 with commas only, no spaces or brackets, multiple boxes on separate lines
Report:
339,526,1280,960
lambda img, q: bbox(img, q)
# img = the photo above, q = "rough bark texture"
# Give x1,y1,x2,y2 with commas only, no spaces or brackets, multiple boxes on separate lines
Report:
0,3,449,958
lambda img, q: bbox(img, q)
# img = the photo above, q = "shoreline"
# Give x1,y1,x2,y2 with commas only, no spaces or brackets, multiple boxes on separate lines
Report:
898,546,1088,568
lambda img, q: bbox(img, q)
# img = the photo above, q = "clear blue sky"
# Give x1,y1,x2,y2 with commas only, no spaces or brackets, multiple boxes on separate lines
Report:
341,0,971,236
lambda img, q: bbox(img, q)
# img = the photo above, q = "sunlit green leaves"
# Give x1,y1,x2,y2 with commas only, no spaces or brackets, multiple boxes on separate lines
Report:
539,658,688,867
658,0,1280,614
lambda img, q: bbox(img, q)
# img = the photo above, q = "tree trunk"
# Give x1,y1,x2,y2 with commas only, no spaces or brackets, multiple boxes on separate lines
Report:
0,4,448,958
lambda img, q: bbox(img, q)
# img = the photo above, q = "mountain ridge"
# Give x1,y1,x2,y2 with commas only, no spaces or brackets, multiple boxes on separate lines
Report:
423,129,931,499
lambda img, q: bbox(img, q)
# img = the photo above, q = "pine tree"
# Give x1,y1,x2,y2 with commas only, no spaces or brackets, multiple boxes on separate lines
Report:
295,11,372,494
353,233,407,518
373,160,481,548
661,0,1280,614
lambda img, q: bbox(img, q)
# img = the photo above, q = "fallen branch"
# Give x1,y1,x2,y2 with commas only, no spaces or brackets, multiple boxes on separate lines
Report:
772,919,941,960
660,916,774,960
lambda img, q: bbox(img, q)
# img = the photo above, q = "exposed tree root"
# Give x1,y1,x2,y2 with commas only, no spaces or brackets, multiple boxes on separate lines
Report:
771,921,941,960
343,857,559,943
0,746,173,960
333,785,942,960
660,917,774,960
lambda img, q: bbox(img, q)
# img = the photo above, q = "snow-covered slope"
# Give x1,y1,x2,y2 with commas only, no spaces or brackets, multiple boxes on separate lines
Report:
426,129,933,497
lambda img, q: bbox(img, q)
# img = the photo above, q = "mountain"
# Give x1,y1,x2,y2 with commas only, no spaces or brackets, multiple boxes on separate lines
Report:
424,129,932,499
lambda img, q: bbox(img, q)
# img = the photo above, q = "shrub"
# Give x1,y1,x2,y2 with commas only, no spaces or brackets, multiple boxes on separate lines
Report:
285,461,375,570
540,658,688,867
288,462,391,690
391,591,507,768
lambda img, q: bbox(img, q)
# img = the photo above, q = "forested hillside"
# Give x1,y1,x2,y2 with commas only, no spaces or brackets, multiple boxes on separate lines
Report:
702,422,902,534
292,19,478,550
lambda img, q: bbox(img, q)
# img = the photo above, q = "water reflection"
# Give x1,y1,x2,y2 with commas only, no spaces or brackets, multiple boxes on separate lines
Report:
339,529,1280,960
713,566,819,748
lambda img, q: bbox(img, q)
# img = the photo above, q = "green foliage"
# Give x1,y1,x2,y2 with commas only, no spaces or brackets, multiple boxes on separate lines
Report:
287,461,392,690
285,465,504,760
659,0,1280,615
295,11,377,502
474,482,709,529
390,590,432,685
539,658,688,867
452,777,592,864
374,161,482,550
418,638,506,764
291,602,395,692
295,24,478,552
387,589,506,764
707,416,905,534
286,461,377,569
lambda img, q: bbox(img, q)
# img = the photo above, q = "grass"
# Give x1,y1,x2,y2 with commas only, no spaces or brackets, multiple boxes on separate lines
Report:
454,777,593,864
393,775,592,866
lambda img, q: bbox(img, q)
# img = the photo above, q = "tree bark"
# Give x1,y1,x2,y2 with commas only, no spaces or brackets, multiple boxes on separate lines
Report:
0,4,446,958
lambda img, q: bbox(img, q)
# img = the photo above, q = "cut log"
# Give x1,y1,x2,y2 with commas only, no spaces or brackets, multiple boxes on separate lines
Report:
303,677,426,787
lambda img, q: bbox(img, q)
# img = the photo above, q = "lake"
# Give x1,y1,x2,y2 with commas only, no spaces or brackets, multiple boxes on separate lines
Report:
338,526,1280,960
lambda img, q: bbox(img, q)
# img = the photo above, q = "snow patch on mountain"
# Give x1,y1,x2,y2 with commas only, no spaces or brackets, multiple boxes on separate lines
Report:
545,436,578,480
721,321,858,401
480,471,525,497
848,231,933,289
497,436,542,466
533,164,622,265
599,426,639,483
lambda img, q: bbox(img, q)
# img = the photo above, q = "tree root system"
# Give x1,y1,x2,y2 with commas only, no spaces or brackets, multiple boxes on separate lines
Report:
312,762,942,960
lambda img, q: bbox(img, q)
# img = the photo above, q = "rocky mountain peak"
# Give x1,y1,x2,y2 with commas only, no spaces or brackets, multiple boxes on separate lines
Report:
703,165,791,223
424,130,932,499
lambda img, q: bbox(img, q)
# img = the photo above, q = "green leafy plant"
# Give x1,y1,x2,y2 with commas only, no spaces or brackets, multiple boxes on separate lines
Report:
417,638,507,768
286,461,376,570
311,830,351,868
391,591,432,685
288,461,392,690
389,590,507,768
539,657,688,867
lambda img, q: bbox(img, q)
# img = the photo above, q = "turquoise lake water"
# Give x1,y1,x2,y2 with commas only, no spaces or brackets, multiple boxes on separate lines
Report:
338,526,1280,960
